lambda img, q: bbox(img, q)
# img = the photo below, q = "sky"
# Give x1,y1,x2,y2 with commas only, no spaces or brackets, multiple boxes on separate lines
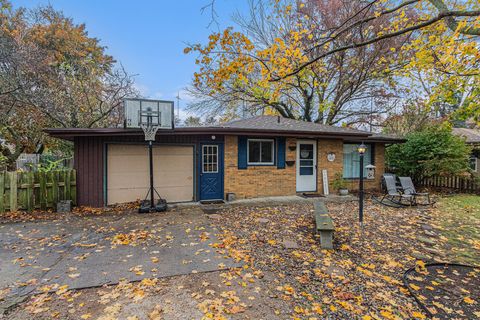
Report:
12,0,249,119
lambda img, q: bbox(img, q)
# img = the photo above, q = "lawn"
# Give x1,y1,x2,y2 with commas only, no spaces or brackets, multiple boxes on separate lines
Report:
433,195,480,265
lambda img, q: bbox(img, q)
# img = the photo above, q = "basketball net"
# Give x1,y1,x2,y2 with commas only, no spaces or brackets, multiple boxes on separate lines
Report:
141,124,159,141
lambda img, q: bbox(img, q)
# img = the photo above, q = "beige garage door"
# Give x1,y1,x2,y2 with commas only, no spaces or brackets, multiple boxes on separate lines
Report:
107,144,194,205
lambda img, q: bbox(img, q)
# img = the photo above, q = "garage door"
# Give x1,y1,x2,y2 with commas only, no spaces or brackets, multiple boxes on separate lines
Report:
107,144,194,205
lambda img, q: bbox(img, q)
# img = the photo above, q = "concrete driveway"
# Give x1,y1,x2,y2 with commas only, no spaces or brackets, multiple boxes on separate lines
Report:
0,207,236,304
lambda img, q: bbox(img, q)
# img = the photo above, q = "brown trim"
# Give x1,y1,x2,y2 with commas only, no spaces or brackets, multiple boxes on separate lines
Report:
44,126,372,140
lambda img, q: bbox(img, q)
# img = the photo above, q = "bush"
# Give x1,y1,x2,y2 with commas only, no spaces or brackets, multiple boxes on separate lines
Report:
386,124,471,179
332,172,348,190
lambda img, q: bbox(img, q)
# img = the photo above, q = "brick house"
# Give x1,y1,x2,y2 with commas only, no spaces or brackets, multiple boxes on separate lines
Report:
46,115,403,207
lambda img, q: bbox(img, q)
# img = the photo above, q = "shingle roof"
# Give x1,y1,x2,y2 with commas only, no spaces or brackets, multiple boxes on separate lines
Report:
217,115,369,136
452,128,480,144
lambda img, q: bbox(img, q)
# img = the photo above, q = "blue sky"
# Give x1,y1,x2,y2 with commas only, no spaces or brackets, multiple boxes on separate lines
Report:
12,0,249,118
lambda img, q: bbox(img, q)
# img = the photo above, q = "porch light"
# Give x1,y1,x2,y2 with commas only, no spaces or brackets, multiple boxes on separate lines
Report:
357,143,367,155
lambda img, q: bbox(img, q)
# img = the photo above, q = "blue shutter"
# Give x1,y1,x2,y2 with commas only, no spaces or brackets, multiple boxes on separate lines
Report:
238,136,247,169
277,137,286,169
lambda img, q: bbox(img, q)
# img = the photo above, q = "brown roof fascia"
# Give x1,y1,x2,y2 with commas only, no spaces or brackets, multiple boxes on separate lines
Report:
44,127,373,140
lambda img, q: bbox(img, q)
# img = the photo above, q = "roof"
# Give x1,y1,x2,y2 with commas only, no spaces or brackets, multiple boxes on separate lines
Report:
44,115,404,143
219,116,369,135
452,128,480,144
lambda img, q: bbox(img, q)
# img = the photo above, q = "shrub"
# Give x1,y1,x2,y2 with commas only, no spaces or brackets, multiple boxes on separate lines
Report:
386,124,471,179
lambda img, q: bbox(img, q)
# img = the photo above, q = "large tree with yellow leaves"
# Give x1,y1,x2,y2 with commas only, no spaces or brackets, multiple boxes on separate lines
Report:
188,0,480,126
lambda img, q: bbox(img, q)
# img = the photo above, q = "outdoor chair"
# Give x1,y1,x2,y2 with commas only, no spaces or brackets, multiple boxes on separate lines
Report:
373,175,415,207
398,177,435,205
381,173,401,192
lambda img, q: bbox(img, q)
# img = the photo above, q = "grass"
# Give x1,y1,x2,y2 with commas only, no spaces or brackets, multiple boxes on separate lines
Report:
435,194,480,265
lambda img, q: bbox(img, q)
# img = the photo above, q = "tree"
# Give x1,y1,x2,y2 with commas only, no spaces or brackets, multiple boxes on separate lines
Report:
0,1,137,166
193,0,480,126
386,124,471,179
184,116,202,127
279,0,480,79
187,0,410,126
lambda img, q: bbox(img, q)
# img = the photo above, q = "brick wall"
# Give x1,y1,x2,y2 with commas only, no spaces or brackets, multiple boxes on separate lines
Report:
224,136,297,198
224,136,385,199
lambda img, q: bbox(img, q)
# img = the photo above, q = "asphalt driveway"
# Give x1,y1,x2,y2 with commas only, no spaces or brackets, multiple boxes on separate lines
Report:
0,206,236,304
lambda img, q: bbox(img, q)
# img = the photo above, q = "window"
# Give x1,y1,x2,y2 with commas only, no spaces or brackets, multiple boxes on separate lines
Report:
343,143,372,178
470,156,478,172
248,139,274,165
202,145,218,173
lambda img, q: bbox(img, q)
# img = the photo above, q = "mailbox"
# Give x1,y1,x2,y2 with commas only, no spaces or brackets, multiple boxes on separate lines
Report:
365,164,376,180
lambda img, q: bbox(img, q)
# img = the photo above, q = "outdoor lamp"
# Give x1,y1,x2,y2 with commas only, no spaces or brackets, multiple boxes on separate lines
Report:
357,143,367,155
358,142,366,227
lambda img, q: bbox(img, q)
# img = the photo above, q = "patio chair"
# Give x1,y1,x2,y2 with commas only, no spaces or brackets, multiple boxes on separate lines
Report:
381,173,400,193
373,175,415,207
398,177,435,205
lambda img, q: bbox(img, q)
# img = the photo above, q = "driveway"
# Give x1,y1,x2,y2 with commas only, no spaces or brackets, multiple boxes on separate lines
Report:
0,206,237,304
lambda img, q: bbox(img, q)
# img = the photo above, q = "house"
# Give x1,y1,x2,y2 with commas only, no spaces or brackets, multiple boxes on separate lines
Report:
45,115,403,207
452,128,480,174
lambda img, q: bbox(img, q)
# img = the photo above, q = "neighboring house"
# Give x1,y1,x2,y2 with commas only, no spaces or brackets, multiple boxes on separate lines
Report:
45,115,403,207
452,128,480,175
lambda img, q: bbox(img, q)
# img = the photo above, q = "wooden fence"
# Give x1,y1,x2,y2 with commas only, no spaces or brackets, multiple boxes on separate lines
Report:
0,170,76,213
418,175,480,194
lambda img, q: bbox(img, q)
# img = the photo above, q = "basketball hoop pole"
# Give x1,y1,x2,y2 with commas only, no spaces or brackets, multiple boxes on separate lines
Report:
148,139,154,209
141,113,160,211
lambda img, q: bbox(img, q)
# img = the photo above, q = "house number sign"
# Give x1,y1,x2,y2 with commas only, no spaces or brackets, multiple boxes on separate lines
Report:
327,153,335,162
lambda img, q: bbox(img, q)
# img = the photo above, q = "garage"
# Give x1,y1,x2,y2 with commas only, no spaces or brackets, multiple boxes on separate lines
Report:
107,144,194,205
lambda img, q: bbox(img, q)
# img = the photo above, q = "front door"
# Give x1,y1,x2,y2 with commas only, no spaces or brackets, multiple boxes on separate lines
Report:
200,143,224,200
296,140,317,192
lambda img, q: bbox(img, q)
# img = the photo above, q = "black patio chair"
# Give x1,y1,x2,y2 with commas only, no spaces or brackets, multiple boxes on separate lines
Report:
398,177,435,205
373,175,415,207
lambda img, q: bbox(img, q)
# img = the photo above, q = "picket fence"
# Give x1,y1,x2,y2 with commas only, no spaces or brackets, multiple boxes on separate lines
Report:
0,169,76,213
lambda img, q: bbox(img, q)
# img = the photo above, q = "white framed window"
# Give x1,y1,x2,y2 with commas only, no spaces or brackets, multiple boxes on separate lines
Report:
470,156,478,172
247,139,274,165
202,145,218,173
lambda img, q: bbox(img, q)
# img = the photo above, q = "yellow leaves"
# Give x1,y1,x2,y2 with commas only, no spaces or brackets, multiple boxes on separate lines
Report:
267,239,277,246
56,285,69,295
415,260,428,275
380,309,396,319
111,231,150,246
183,47,192,54
412,311,426,319
311,302,323,315
463,296,475,304
80,314,92,319
277,284,295,296
409,283,421,291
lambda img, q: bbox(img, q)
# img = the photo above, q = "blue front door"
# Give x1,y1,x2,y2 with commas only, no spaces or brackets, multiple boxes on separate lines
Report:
200,143,224,200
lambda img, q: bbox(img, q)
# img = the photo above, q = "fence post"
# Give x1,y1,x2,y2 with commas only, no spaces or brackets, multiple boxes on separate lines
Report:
26,172,34,211
9,172,17,212
0,172,4,213
39,171,47,210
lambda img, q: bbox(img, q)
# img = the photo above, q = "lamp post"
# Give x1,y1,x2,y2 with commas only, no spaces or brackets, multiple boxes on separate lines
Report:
357,143,367,227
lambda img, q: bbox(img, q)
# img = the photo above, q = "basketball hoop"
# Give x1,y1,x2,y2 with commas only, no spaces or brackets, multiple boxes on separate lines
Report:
141,124,159,141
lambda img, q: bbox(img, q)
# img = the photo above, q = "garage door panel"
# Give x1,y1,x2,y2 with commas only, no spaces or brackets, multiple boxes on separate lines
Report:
107,144,194,205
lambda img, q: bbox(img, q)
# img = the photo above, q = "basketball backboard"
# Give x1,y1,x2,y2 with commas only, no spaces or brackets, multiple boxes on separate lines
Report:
124,98,174,129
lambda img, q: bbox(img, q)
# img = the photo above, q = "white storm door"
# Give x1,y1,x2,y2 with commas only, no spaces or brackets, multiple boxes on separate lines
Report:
296,140,317,192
